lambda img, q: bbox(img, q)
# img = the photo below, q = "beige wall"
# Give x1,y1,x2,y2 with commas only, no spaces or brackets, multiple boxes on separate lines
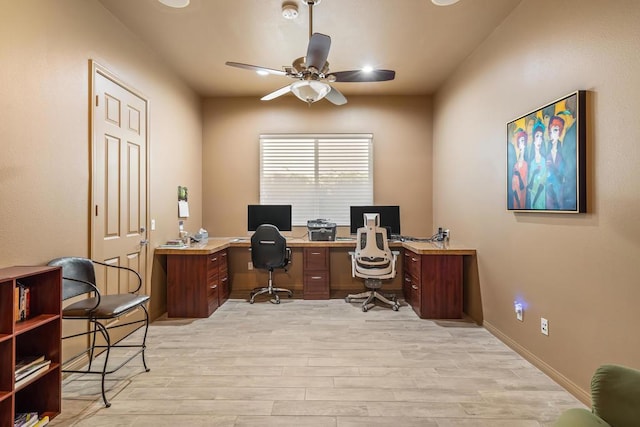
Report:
202,96,433,237
433,0,640,401
0,0,203,320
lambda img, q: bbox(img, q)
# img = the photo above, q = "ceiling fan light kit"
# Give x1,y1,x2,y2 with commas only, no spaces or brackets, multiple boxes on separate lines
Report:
290,80,331,104
157,0,190,8
225,0,395,106
431,0,461,5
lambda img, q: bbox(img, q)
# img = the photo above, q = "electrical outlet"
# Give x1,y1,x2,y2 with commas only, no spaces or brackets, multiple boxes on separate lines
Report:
248,261,253,270
514,302,523,321
541,318,549,335
150,219,156,231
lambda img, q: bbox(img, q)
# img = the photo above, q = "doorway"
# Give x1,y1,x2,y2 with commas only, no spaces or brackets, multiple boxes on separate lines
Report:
90,60,149,314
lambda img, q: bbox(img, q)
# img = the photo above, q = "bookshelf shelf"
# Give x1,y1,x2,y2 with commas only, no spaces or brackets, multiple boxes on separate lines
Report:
15,314,59,335
0,265,62,427
14,363,60,393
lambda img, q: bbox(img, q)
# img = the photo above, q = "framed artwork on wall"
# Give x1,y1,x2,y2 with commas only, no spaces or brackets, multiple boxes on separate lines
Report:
507,90,586,213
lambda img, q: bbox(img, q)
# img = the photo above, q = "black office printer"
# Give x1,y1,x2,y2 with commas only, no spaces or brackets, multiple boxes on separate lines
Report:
307,219,337,241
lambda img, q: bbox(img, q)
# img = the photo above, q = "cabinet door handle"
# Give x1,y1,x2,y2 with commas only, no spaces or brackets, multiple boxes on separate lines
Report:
210,285,217,289
221,277,228,282
311,252,321,255
210,257,217,262
412,285,418,290
411,257,418,262
221,253,227,258
311,276,322,280
404,277,411,282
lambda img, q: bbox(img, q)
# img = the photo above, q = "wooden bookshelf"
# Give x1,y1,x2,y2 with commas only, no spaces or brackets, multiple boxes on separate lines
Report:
0,266,62,427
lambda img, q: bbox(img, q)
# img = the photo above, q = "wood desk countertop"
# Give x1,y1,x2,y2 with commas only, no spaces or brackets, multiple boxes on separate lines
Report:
154,238,476,256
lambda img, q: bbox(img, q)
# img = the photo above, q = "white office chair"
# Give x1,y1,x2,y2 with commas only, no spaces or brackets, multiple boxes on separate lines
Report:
346,213,400,312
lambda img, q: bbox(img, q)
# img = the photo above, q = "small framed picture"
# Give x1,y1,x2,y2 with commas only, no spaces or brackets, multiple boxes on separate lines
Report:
507,90,586,213
178,185,189,218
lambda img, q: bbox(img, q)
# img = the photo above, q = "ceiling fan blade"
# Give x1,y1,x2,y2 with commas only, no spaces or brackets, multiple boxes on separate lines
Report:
305,33,331,71
261,85,292,101
328,69,396,82
225,61,287,76
325,86,347,106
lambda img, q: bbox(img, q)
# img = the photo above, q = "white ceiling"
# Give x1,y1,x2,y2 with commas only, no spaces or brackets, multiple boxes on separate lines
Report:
98,0,521,99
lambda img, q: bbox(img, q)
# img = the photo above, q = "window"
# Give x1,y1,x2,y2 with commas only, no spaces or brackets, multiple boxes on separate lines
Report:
260,134,373,226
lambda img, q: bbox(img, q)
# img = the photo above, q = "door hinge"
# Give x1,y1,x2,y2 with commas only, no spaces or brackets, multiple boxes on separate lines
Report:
95,95,99,107
95,205,98,216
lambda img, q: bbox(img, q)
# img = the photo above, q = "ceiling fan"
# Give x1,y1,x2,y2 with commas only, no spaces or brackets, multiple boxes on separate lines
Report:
225,0,396,106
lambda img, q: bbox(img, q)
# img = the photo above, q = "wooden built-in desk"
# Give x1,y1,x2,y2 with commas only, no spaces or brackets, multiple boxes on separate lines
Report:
155,238,475,320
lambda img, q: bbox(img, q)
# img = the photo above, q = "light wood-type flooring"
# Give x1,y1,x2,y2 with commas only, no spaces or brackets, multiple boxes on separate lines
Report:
50,299,585,426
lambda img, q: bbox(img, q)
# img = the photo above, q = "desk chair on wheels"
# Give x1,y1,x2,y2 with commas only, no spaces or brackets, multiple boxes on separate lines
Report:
249,224,293,304
47,257,150,407
346,213,400,312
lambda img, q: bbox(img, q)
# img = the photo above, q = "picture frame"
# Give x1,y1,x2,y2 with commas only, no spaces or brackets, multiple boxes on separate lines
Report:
507,90,586,213
178,185,189,218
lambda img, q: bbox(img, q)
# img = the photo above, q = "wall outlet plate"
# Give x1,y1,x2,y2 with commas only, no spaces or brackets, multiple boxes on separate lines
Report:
541,318,549,335
248,261,253,270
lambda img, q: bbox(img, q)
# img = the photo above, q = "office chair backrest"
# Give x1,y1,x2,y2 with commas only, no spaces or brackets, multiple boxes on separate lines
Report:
251,224,289,270
48,257,97,300
353,213,395,278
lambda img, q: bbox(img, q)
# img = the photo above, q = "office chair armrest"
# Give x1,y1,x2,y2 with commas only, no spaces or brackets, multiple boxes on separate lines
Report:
62,276,102,311
348,251,356,276
91,259,143,294
284,247,292,268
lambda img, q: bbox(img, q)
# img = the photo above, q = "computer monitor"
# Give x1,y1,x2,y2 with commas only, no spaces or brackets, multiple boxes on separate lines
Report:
247,204,292,232
349,205,401,236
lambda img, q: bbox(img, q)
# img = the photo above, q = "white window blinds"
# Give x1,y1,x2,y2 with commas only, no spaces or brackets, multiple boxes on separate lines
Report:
260,134,373,226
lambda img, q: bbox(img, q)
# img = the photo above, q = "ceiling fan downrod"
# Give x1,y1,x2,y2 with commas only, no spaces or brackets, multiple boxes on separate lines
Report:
305,0,321,40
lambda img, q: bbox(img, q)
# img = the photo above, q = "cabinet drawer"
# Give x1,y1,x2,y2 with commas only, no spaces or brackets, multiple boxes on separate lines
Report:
403,273,413,302
409,278,421,316
404,250,421,280
207,293,219,315
303,248,329,270
303,272,329,299
207,254,220,272
219,250,228,270
219,275,229,302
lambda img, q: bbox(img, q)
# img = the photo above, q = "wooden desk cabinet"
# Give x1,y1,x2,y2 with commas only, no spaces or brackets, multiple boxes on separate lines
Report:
403,249,463,319
303,247,330,299
167,249,228,318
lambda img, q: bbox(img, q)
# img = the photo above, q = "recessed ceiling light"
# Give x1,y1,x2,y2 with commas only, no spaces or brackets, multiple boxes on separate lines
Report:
362,65,374,73
431,0,460,5
158,0,190,8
